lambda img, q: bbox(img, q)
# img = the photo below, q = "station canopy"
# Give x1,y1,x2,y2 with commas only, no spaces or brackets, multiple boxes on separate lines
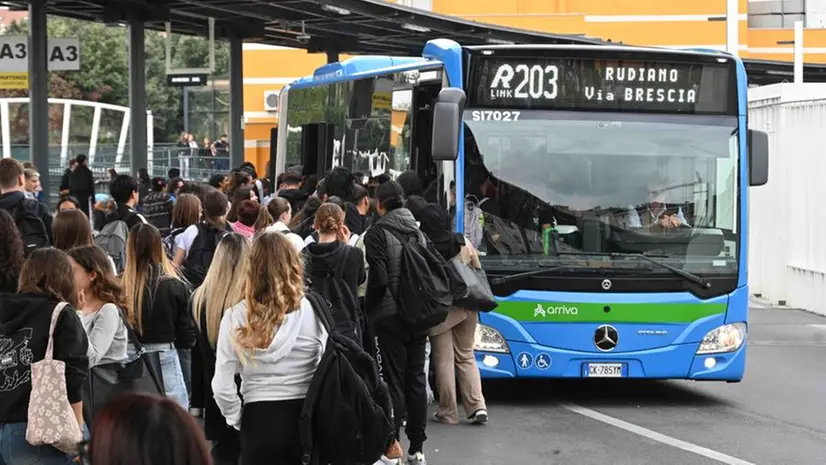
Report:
4,0,825,83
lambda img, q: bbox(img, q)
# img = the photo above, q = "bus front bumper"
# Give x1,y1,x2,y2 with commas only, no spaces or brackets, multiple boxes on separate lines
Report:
475,340,746,381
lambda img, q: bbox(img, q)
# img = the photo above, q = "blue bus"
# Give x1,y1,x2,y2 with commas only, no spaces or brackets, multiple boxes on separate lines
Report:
274,39,768,381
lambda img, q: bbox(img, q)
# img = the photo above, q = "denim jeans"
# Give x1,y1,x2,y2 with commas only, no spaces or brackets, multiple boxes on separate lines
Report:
177,348,192,403
128,343,189,410
0,423,73,465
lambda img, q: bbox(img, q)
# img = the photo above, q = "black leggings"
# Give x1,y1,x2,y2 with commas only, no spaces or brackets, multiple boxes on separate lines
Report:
240,399,304,465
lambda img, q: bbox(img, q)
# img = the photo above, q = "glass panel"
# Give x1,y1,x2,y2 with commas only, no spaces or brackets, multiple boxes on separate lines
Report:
8,101,29,147
464,110,739,275
67,104,93,148
98,108,126,146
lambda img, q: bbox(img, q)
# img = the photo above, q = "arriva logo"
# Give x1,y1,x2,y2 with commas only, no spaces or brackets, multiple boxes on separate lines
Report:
534,303,579,318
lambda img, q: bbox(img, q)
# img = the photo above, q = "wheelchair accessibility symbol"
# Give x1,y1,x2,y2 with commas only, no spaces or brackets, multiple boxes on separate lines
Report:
535,353,552,370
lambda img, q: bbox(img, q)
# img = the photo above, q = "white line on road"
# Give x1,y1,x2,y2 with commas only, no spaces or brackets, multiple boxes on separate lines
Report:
561,403,756,465
807,324,826,330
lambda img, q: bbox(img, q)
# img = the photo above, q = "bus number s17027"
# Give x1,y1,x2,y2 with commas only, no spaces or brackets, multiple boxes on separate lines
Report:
471,110,521,121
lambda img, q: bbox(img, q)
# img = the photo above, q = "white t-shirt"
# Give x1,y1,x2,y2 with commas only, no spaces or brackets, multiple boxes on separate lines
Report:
175,224,200,257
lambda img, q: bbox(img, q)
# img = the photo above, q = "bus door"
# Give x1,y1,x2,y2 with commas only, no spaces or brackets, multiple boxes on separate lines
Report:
410,82,442,193
299,122,334,178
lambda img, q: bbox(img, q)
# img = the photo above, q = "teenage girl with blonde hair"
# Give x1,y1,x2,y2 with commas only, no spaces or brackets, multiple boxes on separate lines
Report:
212,231,328,464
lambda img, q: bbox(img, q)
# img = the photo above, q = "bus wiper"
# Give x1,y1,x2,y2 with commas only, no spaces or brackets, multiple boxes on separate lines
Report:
625,252,711,289
489,263,568,285
557,251,710,288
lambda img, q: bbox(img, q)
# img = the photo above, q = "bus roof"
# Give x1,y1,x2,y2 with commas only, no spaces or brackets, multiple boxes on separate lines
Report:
290,55,441,89
464,43,734,59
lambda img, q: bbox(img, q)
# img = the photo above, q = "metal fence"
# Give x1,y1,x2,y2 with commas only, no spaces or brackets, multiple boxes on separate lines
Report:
8,144,230,205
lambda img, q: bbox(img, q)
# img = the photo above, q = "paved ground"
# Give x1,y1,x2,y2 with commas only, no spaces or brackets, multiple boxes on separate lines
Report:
417,306,826,465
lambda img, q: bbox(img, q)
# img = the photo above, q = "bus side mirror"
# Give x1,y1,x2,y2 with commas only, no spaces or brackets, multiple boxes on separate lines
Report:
748,129,769,187
431,87,466,161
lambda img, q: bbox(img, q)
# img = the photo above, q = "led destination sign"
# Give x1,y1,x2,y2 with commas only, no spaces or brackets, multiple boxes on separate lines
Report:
470,57,735,114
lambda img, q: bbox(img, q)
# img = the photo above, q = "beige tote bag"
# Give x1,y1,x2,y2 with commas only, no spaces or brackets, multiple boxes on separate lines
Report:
26,302,83,453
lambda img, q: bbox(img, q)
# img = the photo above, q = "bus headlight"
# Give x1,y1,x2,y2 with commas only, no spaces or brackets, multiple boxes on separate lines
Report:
474,324,509,353
696,323,746,354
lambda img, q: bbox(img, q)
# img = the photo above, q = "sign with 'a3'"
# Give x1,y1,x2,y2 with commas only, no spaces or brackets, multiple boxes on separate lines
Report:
0,36,80,72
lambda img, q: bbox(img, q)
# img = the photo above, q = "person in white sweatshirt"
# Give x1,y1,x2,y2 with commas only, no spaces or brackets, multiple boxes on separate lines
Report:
264,196,305,251
212,230,328,464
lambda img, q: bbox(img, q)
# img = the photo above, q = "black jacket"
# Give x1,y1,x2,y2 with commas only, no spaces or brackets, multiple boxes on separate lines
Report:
194,305,240,443
363,208,421,326
141,191,173,234
0,293,89,423
59,168,71,192
344,202,366,237
408,202,463,262
135,268,196,348
68,165,95,198
103,203,147,231
0,191,53,244
278,188,308,216
304,241,366,298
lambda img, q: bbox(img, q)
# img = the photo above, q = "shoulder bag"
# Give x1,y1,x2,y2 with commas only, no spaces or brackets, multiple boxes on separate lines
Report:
82,307,165,426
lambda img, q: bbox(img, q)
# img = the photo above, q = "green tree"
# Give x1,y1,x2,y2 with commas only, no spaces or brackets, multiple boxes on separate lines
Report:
1,16,229,144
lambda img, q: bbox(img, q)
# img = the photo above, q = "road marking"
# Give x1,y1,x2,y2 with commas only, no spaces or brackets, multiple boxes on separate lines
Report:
808,324,826,330
562,403,756,465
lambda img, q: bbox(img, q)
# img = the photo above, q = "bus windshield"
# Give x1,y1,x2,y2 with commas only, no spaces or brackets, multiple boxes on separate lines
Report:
462,110,739,275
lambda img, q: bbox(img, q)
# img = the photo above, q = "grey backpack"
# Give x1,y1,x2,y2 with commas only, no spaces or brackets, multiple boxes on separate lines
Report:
94,220,130,274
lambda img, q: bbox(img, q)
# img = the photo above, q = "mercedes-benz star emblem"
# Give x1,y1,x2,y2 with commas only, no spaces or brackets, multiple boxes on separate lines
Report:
601,279,612,290
594,325,619,351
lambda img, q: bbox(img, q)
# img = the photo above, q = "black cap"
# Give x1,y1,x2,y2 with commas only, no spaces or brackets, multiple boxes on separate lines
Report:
376,179,404,204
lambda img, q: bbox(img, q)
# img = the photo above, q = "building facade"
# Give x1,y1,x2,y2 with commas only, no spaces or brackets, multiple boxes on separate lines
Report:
241,0,826,167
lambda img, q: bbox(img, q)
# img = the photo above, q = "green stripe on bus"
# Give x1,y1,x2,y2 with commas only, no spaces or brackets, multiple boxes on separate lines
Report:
494,301,726,323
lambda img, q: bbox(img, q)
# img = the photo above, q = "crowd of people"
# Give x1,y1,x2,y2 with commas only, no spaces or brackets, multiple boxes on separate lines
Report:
0,155,492,465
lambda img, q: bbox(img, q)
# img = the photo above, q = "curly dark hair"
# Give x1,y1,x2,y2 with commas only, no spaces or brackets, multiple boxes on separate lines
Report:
0,209,23,286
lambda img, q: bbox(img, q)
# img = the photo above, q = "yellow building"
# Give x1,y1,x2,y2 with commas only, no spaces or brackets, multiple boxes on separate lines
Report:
242,0,826,167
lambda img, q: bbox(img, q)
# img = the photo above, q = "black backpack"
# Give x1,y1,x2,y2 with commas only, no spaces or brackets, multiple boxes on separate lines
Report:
381,227,452,332
182,224,229,288
303,246,363,345
8,198,49,257
300,291,394,465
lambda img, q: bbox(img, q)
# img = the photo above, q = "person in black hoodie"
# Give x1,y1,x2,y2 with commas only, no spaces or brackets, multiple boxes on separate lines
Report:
276,171,308,214
68,154,96,217
59,158,77,196
303,203,365,343
0,158,53,246
0,209,23,294
0,248,89,464
324,167,366,237
363,181,432,465
105,174,148,230
191,233,249,465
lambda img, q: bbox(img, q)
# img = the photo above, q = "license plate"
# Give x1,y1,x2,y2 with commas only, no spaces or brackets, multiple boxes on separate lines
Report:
586,363,623,378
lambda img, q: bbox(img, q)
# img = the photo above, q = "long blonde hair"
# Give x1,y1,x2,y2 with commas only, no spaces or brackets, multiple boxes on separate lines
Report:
192,233,250,349
121,223,181,334
234,231,304,359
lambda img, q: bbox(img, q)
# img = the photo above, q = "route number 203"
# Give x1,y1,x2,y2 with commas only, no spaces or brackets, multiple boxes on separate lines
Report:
471,110,521,121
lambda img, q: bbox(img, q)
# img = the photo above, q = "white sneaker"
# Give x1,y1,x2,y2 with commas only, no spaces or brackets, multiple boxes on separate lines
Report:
469,409,489,425
406,452,427,465
375,456,401,465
